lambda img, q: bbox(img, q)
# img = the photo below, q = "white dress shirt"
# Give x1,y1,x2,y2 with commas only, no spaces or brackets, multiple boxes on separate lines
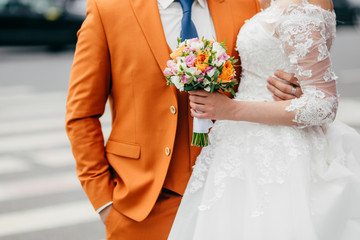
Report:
158,0,217,51
97,0,216,214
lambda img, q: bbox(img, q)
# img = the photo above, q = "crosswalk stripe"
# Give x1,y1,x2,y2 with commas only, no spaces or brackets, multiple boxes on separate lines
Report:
0,91,66,105
31,147,76,168
0,115,111,136
0,201,98,237
0,130,69,153
0,172,80,202
0,125,111,154
0,85,35,96
0,156,32,174
0,116,66,135
337,98,360,126
0,101,66,121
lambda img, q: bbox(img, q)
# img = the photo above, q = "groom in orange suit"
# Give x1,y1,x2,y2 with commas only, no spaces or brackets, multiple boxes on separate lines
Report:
66,0,300,239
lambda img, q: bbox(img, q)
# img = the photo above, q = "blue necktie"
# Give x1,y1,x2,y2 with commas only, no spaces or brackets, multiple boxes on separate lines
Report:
178,0,198,40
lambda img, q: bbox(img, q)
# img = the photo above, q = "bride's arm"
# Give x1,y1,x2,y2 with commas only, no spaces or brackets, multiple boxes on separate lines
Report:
190,3,338,128
189,91,296,126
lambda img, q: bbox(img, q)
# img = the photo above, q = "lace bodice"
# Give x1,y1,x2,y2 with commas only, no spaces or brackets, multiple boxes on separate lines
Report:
236,0,338,127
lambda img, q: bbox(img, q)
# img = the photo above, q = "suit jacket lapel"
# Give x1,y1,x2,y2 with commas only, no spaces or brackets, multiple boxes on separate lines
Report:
129,0,171,72
208,0,234,56
129,0,178,97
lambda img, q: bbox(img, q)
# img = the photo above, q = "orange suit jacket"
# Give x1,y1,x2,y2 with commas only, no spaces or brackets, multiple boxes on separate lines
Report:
66,0,261,222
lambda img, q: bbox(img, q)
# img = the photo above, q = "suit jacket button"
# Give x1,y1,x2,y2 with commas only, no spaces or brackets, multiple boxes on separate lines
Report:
165,147,171,156
170,106,176,114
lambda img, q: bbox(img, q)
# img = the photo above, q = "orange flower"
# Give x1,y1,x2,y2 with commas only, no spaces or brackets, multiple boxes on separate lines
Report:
218,60,235,83
170,45,185,60
195,53,210,72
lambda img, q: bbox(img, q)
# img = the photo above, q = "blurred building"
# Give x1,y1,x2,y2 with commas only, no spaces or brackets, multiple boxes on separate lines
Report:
334,0,359,26
0,0,86,48
0,0,358,49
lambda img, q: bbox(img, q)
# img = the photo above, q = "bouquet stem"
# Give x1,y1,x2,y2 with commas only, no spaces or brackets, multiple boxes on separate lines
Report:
191,132,209,147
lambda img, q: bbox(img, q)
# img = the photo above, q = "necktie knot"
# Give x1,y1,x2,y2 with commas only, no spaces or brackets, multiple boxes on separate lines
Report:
178,0,194,13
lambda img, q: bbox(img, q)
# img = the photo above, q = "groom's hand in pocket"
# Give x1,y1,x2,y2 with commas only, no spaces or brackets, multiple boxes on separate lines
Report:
99,204,113,224
266,70,303,101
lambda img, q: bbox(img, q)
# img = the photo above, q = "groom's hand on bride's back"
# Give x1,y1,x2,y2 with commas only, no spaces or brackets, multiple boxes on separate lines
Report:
266,70,303,101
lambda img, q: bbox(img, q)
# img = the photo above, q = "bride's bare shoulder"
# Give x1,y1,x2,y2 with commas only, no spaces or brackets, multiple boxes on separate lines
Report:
258,0,272,9
275,0,334,11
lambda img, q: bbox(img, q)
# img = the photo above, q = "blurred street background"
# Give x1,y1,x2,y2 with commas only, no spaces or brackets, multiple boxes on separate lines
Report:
0,0,359,239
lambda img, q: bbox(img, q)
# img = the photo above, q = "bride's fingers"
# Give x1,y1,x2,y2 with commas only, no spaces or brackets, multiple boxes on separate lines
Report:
189,90,211,97
189,101,207,112
190,109,208,119
267,84,295,100
189,95,208,105
274,70,299,87
267,77,297,100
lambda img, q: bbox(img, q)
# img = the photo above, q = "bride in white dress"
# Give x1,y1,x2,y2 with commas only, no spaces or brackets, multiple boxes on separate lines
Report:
167,0,360,239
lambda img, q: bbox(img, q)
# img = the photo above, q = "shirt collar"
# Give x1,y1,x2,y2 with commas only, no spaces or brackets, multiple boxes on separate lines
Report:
158,0,206,10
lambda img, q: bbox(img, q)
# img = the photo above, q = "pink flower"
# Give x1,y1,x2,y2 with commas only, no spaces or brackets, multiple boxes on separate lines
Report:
163,68,172,76
217,53,229,61
204,66,213,73
166,60,178,74
195,72,206,82
184,54,197,67
184,47,191,54
181,73,190,84
167,60,176,68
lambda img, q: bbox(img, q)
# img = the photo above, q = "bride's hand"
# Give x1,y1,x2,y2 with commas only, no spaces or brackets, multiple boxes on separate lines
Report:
189,90,237,120
267,70,303,100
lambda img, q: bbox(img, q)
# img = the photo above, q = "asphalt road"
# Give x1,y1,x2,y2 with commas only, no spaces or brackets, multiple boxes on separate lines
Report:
0,25,359,240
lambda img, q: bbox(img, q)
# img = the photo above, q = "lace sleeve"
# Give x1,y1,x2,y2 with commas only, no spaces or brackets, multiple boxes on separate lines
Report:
276,1,338,127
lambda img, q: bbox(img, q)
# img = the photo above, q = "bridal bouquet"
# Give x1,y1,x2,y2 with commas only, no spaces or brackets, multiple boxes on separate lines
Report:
164,38,238,147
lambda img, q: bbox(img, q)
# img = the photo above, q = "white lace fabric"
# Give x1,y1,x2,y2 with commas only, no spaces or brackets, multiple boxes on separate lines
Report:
274,0,338,127
185,0,342,211
168,1,360,239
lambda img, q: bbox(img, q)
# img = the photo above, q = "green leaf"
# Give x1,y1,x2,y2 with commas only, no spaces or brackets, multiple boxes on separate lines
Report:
184,85,194,91
188,76,194,84
210,83,215,93
231,58,239,64
177,37,182,47
213,71,219,82
220,39,228,51
218,65,224,73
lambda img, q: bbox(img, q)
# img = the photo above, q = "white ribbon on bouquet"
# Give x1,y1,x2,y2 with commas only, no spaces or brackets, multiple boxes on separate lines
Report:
192,111,213,133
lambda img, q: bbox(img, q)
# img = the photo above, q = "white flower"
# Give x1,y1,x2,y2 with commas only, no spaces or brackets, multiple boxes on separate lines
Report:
212,42,226,59
203,78,210,85
204,86,211,92
190,40,204,50
176,58,188,72
187,67,202,76
214,59,225,67
207,68,217,77
171,75,184,91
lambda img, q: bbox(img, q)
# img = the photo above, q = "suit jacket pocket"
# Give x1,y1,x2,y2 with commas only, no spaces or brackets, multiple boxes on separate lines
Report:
105,140,141,159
